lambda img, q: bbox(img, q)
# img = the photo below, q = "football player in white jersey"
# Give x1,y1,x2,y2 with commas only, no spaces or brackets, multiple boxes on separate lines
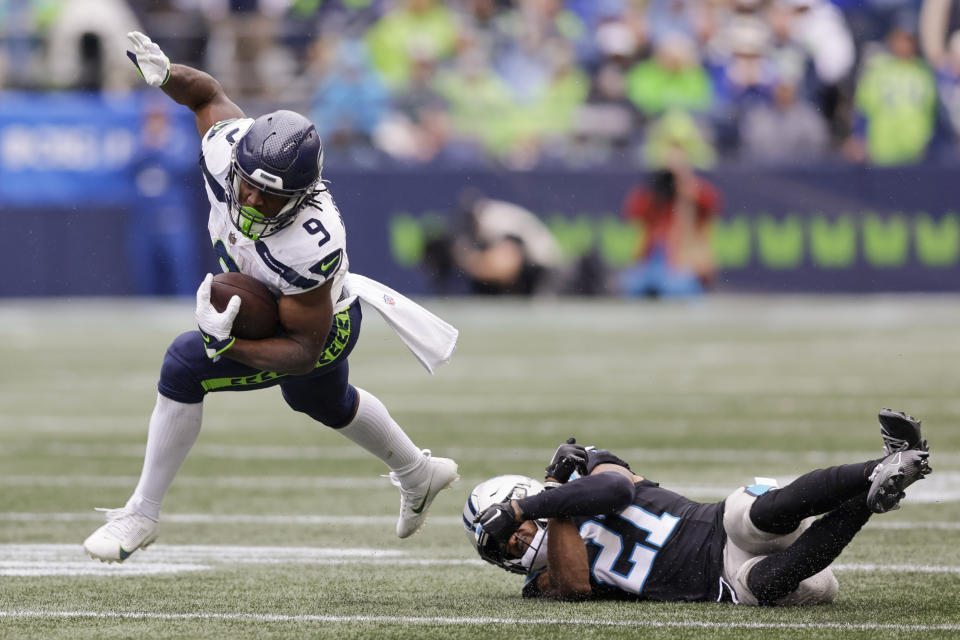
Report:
83,32,459,563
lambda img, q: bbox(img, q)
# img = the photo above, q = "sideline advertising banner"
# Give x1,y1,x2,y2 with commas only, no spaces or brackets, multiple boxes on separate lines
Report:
1,92,958,296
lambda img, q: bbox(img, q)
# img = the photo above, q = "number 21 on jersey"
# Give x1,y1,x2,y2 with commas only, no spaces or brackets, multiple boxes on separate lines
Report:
580,505,680,594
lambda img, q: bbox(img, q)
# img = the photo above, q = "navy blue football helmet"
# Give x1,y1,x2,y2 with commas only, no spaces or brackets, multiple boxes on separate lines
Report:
226,109,324,239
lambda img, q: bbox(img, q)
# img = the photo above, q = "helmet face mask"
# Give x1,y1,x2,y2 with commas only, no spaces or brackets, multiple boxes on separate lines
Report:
226,163,310,240
226,110,324,240
463,475,548,575
477,519,548,575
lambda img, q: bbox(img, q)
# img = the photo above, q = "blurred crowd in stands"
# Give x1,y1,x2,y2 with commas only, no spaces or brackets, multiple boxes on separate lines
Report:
3,0,959,170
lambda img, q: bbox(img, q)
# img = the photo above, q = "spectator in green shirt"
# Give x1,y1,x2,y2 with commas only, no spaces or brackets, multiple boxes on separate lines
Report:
625,33,714,118
847,25,937,166
364,0,459,88
433,45,519,160
643,109,717,170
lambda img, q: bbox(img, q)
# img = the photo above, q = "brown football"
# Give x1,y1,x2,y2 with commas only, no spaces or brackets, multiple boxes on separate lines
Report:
210,272,280,340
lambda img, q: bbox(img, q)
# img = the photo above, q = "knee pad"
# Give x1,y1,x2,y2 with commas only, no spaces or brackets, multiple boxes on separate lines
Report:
158,332,207,404
731,555,764,606
732,557,838,606
775,568,839,606
724,487,812,555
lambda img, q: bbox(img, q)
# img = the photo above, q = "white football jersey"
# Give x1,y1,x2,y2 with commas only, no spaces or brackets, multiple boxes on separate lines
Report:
199,118,350,311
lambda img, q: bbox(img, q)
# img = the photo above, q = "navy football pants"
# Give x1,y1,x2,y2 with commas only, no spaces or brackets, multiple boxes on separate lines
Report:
157,303,362,428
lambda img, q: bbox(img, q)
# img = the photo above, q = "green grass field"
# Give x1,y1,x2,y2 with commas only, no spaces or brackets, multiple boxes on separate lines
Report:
1,295,958,639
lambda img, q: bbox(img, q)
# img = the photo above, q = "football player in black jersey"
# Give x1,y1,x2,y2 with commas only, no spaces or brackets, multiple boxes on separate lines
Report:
465,409,931,605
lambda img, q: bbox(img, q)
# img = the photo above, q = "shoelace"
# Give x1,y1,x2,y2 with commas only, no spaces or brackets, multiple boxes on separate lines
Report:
883,434,929,456
881,433,910,453
93,507,144,538
384,449,432,490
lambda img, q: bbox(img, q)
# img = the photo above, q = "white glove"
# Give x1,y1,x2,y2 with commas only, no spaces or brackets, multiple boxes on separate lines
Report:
195,273,241,360
126,31,171,87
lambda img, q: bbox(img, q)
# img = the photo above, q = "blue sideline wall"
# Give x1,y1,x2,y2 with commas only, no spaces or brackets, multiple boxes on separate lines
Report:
2,92,959,296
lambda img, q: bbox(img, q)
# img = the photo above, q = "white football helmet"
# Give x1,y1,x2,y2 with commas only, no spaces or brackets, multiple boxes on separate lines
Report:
463,475,549,575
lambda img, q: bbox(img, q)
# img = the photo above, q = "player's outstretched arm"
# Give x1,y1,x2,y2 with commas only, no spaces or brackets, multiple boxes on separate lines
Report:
126,31,244,136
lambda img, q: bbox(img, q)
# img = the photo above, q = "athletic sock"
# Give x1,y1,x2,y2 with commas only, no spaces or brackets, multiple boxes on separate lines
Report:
125,393,203,521
746,492,872,603
335,387,426,488
750,459,882,534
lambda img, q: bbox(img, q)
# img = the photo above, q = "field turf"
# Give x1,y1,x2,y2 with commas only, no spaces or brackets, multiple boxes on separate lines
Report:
1,295,958,639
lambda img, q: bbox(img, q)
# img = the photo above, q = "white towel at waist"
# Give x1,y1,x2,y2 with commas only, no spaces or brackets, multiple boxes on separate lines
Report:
342,273,458,374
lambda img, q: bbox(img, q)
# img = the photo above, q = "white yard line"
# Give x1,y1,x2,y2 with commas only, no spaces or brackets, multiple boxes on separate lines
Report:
12,442,960,467
0,610,958,631
2,512,959,529
0,544,956,574
0,544,405,560
833,563,960,573
0,562,210,576
0,544,480,576
868,521,960,530
0,475,392,489
4,470,959,503
0,512,429,525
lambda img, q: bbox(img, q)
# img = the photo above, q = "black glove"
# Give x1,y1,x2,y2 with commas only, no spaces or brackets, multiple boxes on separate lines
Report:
544,437,588,484
473,501,520,545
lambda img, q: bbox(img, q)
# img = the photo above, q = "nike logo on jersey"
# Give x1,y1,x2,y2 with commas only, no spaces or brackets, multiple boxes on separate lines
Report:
309,249,343,278
321,254,340,272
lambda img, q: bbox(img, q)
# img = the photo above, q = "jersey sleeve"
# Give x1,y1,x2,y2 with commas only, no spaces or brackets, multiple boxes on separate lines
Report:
199,118,254,196
256,193,349,297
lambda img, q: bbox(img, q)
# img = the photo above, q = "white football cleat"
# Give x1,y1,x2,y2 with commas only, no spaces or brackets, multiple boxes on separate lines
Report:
83,507,158,563
392,451,459,539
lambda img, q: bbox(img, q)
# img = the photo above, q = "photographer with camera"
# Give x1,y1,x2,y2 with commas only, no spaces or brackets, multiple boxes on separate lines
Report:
620,157,721,298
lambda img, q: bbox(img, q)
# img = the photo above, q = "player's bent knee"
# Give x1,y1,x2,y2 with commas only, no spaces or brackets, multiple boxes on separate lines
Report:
733,557,838,606
775,568,839,606
281,382,358,428
723,488,810,555
157,332,207,404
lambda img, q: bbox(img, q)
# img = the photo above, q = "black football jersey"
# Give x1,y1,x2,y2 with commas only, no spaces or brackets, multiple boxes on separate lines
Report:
524,448,728,602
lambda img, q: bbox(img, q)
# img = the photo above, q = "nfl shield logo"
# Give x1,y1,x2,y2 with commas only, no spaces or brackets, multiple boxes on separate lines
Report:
228,232,237,245
383,294,395,306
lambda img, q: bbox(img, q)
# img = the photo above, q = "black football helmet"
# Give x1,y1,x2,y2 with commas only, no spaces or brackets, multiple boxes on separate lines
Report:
226,109,324,240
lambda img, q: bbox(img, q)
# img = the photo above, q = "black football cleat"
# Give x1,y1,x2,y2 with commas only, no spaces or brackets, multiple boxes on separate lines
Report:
867,450,932,514
878,408,929,456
